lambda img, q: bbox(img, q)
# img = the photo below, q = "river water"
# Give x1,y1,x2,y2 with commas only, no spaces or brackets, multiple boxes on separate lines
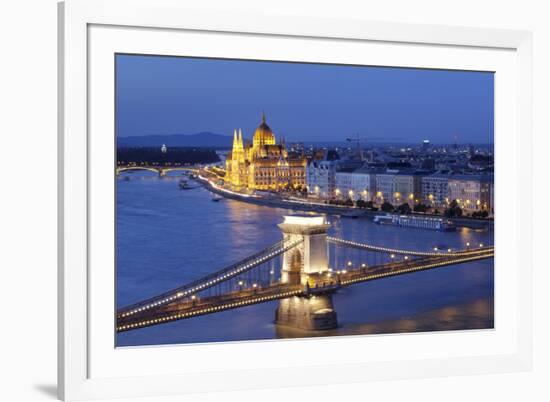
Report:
116,172,494,347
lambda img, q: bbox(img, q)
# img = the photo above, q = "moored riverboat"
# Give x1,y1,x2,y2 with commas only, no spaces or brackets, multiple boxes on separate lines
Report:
179,178,196,190
373,213,456,231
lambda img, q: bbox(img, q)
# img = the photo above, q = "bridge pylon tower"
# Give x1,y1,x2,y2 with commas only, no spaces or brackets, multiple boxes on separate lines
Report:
275,215,338,330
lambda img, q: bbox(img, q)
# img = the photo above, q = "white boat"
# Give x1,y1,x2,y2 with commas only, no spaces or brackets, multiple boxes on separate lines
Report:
373,213,456,231
179,178,193,190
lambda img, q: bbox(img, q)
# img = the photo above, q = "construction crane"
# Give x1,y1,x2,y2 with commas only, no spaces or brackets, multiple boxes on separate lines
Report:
346,135,364,160
346,133,383,161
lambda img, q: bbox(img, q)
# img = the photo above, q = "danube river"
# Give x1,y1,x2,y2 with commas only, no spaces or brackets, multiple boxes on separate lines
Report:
116,172,494,347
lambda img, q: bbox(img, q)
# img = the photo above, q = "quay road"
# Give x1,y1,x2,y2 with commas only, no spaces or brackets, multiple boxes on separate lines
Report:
196,171,494,230
117,246,494,332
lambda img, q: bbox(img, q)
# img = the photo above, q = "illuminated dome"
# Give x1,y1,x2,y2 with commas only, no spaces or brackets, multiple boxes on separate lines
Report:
253,112,276,147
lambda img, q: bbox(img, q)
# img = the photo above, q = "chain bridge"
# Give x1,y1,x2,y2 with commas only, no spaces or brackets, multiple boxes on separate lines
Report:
117,215,494,332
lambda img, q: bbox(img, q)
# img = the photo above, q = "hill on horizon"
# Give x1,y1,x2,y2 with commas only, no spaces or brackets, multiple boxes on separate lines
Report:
116,132,495,149
117,132,233,148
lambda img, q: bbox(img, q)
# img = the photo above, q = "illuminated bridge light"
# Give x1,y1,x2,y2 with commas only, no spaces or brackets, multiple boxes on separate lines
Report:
117,247,492,332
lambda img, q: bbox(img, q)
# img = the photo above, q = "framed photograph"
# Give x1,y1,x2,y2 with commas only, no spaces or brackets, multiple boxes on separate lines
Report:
58,0,533,400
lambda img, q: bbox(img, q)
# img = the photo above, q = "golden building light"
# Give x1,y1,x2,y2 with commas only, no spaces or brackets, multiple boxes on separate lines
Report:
224,113,306,191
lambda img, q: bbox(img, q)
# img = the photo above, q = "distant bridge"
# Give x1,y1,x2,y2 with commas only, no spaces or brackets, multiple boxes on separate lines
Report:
116,165,200,177
117,216,494,332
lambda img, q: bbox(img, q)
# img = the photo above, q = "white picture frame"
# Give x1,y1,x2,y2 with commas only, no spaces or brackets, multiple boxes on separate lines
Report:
58,0,533,400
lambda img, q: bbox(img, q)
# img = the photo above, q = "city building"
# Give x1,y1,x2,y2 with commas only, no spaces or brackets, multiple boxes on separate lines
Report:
392,171,420,205
313,165,379,201
421,158,435,170
421,173,450,208
422,139,430,152
335,169,355,199
375,170,398,203
447,174,492,212
225,113,307,191
350,167,377,201
306,159,337,199
289,142,305,154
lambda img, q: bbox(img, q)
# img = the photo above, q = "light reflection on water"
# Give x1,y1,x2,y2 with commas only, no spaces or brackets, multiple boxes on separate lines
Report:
116,173,494,347
275,298,493,339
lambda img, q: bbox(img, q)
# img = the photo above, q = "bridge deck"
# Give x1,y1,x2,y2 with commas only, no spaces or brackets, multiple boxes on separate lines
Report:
117,238,303,319
117,247,493,332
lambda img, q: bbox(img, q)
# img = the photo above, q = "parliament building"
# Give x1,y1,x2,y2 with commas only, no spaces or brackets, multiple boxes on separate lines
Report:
225,114,307,191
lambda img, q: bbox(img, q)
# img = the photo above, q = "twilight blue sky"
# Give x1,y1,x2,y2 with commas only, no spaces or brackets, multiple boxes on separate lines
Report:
116,54,494,144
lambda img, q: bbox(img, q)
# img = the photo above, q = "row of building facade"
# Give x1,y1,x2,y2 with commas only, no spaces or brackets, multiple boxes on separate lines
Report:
306,161,494,213
223,114,493,214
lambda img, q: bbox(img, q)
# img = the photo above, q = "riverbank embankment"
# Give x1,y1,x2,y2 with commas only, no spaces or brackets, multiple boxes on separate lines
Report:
197,176,493,230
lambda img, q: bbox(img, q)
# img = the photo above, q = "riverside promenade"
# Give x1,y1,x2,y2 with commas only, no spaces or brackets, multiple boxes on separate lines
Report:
196,174,494,230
